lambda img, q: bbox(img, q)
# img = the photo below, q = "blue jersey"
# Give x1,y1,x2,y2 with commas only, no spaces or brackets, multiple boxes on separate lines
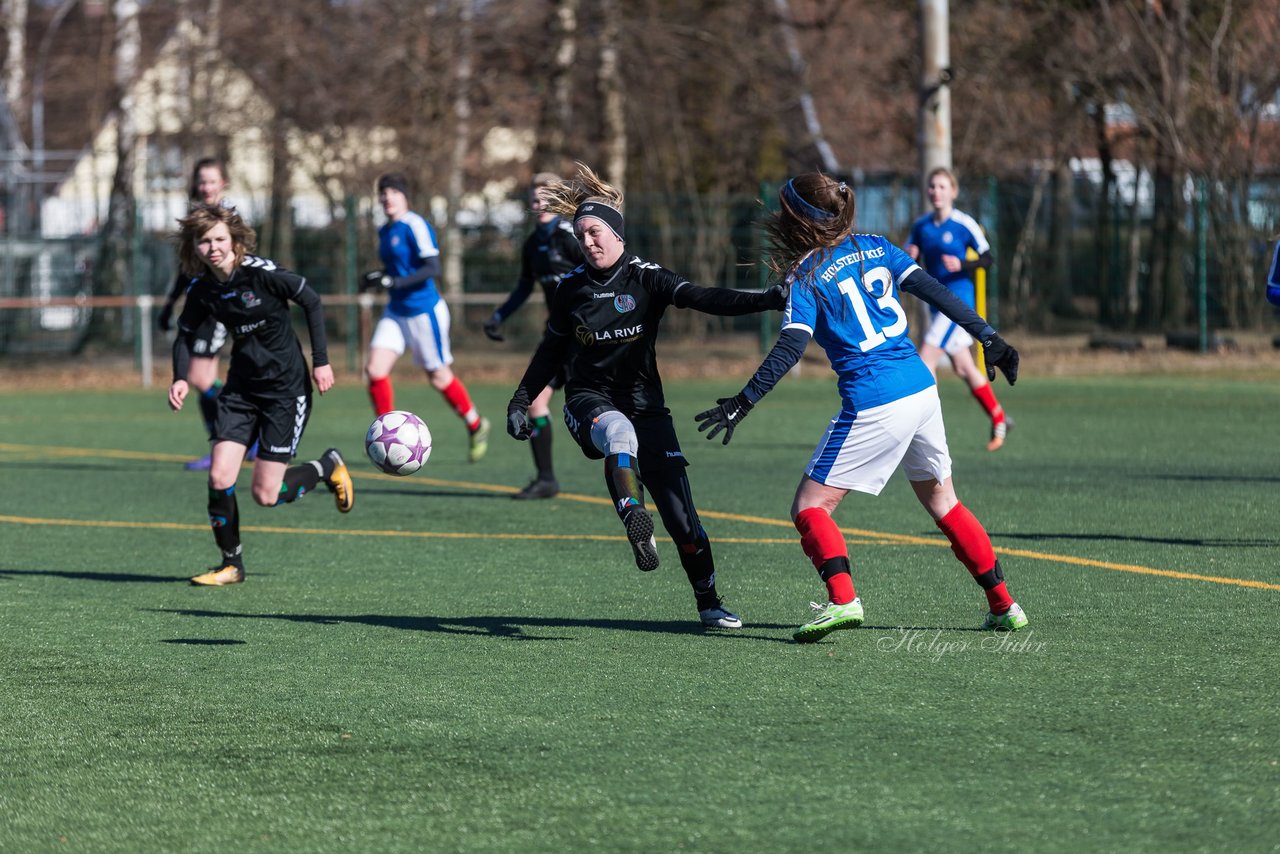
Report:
1268,241,1280,307
907,209,989,308
783,233,936,412
378,211,441,316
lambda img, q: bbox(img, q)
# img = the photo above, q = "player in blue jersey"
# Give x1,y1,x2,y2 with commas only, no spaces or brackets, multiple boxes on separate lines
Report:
483,173,585,499
905,168,1012,451
696,172,1028,641
1267,238,1280,307
362,172,490,462
169,204,353,586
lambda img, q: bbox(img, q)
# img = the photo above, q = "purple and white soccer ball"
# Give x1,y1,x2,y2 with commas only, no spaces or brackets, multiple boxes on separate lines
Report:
365,410,432,476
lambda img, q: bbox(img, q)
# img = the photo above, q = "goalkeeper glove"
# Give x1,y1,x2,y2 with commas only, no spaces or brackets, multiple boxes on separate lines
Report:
982,334,1020,385
507,405,533,441
363,270,392,290
694,393,754,445
483,312,504,342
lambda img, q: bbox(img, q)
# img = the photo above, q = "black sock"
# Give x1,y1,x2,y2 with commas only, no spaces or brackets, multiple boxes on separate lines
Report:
679,535,720,610
198,381,223,439
207,485,242,566
276,460,324,504
604,453,644,519
530,416,555,481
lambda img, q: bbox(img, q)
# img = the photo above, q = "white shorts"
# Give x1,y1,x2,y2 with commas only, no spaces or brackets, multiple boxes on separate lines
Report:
370,304,454,371
804,386,952,495
922,310,973,355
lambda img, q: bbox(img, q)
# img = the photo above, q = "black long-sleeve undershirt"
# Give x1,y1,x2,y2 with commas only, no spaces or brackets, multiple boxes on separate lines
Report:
739,268,997,405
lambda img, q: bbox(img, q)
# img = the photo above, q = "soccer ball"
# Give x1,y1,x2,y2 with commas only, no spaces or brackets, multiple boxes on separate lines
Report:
365,410,432,476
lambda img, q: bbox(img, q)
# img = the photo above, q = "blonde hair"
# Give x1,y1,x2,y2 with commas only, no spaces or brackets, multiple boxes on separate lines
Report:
926,166,958,189
176,204,256,277
538,162,624,218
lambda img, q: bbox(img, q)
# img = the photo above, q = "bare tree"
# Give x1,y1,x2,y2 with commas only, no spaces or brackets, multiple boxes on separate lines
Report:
443,0,473,300
92,0,140,344
533,0,578,172
3,0,26,116
597,0,624,194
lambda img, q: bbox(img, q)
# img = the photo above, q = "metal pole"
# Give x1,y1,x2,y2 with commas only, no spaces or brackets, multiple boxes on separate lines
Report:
918,0,952,199
137,294,153,388
1197,177,1208,353
345,192,358,372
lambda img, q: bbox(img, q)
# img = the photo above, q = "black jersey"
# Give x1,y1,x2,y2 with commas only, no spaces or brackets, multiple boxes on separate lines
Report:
173,256,328,398
512,253,774,415
494,217,584,321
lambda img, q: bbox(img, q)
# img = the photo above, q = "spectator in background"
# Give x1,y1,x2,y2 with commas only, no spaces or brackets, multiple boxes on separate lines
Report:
904,168,1012,451
169,203,353,586
362,172,490,462
483,172,585,499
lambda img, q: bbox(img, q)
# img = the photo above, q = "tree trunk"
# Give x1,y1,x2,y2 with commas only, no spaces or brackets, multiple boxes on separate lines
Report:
598,0,625,193
3,0,27,116
1047,154,1074,319
443,0,472,301
92,0,141,346
533,0,577,173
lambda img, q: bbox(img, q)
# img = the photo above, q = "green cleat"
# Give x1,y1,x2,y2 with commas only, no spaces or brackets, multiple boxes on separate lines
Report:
793,598,864,643
468,417,491,463
982,602,1029,631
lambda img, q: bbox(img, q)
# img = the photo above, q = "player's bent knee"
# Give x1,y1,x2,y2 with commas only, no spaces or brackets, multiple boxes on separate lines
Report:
590,410,639,457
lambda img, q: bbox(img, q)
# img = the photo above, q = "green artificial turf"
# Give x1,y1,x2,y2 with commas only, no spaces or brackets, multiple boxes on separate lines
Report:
1,373,1277,851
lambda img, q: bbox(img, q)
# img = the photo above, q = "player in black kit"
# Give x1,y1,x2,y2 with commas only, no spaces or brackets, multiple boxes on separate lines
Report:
505,164,785,629
484,172,584,499
168,204,354,586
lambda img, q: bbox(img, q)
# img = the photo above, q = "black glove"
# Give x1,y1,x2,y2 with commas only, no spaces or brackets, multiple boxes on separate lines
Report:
507,406,532,440
156,303,174,332
694,393,754,445
483,312,504,342
982,334,1019,385
762,283,788,311
363,270,392,291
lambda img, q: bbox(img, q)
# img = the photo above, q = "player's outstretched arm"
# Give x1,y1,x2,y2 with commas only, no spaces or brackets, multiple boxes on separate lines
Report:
695,327,809,445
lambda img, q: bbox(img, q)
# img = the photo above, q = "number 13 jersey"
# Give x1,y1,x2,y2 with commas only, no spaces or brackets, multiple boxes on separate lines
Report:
783,233,934,412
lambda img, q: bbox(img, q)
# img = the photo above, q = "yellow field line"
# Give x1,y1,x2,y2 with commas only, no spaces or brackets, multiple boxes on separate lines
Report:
1,443,1277,591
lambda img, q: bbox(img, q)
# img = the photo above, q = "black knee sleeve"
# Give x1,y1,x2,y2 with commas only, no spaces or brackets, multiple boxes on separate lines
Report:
973,559,1005,591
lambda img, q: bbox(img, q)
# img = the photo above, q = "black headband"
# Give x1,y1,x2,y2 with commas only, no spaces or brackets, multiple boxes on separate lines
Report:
573,201,625,241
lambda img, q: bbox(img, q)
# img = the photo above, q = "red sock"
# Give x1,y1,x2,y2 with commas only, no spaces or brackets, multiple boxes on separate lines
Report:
794,507,856,604
971,382,1005,424
368,376,394,416
936,502,1013,613
440,377,480,430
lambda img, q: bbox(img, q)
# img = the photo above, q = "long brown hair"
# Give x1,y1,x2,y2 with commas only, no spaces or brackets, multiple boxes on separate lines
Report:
176,204,256,277
763,172,856,283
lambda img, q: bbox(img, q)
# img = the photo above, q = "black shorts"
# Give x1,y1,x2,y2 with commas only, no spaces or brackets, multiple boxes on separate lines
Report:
214,389,313,463
189,318,228,358
562,398,689,473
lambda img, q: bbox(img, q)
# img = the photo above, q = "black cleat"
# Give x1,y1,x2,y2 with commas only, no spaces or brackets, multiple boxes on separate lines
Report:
513,478,560,500
623,506,660,572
